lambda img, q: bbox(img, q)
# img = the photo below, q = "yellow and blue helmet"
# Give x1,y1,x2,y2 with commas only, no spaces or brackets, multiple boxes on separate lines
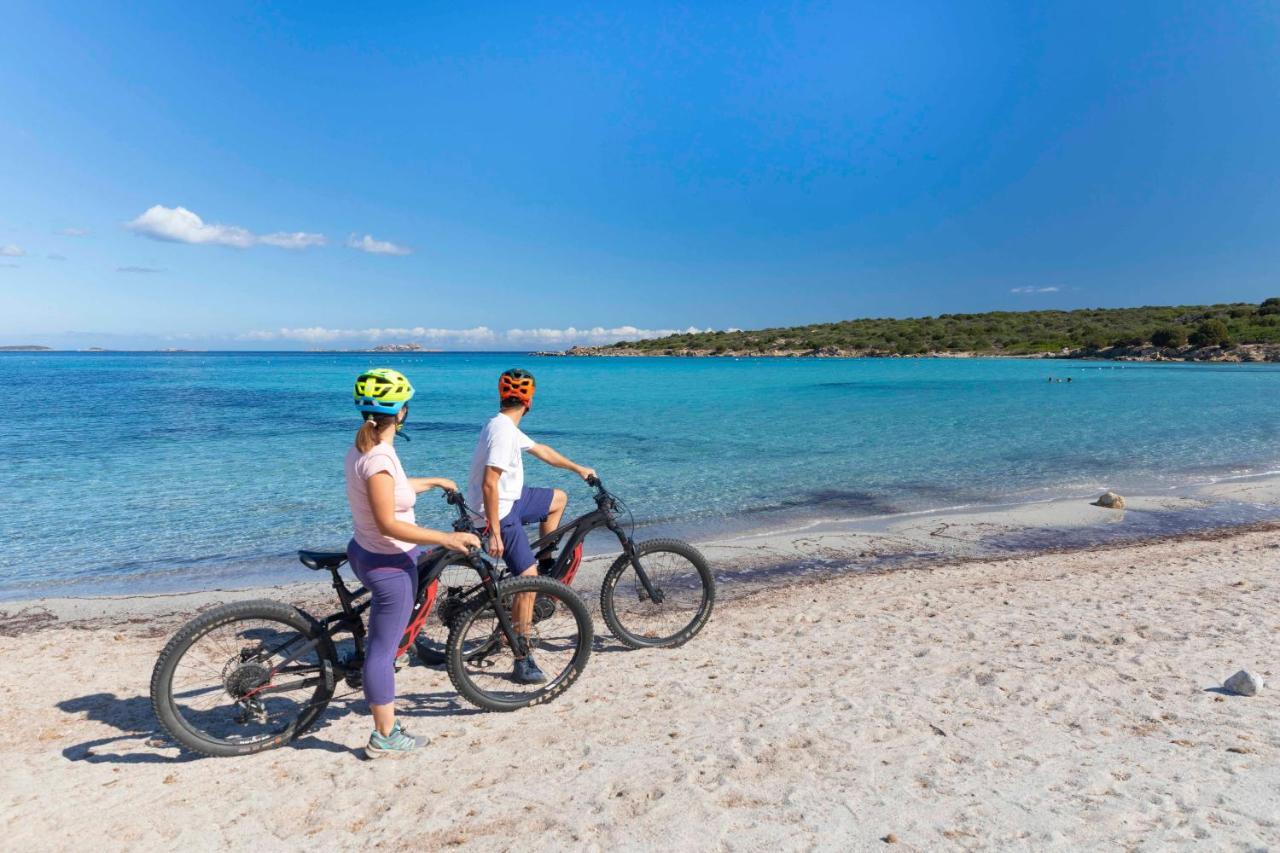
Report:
354,368,414,416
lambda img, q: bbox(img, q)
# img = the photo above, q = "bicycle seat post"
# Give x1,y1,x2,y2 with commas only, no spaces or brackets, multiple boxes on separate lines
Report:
329,565,361,622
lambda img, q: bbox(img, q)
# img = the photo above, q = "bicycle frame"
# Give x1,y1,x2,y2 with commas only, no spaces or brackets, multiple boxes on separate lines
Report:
531,504,621,584
526,479,665,604
248,544,517,701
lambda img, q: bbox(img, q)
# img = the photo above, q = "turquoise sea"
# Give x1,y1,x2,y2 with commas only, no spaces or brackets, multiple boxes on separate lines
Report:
3,352,1279,598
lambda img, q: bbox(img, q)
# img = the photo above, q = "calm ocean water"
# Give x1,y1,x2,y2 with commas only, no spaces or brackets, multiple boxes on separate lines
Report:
3,352,1279,597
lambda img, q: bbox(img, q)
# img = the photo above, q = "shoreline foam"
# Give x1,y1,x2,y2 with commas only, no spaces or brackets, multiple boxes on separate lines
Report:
7,473,1280,623
7,469,1280,604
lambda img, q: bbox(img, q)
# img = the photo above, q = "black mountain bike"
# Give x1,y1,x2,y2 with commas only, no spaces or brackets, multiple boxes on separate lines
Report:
416,475,715,664
149,493,592,758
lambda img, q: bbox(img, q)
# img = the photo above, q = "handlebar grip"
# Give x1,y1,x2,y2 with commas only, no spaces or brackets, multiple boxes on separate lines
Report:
444,489,464,506
586,475,601,488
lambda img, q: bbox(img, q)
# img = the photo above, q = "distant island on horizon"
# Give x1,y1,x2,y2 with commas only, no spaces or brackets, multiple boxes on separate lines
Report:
551,299,1280,362
8,300,1280,361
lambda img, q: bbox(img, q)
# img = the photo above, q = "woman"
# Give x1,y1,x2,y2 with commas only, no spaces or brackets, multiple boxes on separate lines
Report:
346,368,479,758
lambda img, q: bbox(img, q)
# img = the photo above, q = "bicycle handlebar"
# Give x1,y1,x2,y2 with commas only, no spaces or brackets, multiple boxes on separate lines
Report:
445,479,612,529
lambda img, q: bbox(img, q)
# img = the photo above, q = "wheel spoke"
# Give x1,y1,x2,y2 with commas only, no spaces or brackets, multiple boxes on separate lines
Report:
605,543,713,647
448,578,591,710
160,612,330,749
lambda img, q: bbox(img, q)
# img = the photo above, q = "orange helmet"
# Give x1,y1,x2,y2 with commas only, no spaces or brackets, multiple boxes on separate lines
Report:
498,368,536,410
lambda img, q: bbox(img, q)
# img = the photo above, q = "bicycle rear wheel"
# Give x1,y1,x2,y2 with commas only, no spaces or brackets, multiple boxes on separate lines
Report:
445,576,592,712
600,538,715,649
150,599,336,757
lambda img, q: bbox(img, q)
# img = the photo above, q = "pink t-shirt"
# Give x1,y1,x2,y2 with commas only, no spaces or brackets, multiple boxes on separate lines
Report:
345,443,417,554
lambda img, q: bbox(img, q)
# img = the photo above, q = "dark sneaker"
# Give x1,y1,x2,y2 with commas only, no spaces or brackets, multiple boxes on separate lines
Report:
512,656,548,685
365,721,428,759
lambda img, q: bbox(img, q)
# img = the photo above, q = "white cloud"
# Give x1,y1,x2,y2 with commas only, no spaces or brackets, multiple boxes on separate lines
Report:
243,326,497,345
1010,286,1061,294
346,233,413,256
0,245,24,257
259,231,328,249
126,205,326,250
57,227,89,237
504,325,708,344
117,265,164,274
242,325,707,348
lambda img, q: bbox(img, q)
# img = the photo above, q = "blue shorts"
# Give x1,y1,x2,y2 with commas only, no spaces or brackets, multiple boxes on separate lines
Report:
498,486,556,575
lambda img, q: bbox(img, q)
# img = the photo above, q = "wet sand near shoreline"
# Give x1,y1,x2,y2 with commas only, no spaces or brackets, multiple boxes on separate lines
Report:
1,503,1278,850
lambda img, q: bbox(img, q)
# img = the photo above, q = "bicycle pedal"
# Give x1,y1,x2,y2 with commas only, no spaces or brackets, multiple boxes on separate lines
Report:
322,659,335,692
339,653,365,688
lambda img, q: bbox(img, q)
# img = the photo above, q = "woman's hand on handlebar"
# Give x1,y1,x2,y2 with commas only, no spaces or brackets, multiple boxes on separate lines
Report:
412,477,458,494
442,532,481,553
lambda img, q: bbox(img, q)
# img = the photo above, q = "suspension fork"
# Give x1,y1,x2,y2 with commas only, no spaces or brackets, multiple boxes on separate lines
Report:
611,522,664,604
475,556,532,659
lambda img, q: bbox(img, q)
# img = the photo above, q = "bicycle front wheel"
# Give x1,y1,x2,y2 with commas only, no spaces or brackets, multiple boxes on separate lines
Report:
413,557,481,666
600,538,715,649
150,599,336,757
445,576,592,712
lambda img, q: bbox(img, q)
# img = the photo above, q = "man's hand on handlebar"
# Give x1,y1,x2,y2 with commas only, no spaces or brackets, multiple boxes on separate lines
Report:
443,532,481,553
577,466,597,483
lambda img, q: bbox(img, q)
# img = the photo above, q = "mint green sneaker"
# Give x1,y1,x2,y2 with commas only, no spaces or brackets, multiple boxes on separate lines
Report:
365,721,428,759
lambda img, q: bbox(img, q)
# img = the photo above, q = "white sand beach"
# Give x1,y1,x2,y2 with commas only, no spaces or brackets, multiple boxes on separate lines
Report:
1,503,1277,851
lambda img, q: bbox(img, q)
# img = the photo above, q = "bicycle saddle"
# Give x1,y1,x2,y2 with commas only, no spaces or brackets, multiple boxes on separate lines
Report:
298,550,348,571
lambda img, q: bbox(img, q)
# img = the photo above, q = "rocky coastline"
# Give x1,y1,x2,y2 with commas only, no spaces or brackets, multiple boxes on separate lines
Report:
539,342,1280,362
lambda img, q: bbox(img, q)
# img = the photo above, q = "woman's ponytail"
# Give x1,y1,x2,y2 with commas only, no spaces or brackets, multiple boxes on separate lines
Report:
355,415,391,453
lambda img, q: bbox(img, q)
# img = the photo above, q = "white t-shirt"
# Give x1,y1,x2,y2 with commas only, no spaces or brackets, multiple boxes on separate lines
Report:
467,413,535,521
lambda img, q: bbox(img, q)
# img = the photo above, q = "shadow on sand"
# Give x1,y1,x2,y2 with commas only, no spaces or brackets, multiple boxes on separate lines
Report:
56,641,631,763
55,687,477,764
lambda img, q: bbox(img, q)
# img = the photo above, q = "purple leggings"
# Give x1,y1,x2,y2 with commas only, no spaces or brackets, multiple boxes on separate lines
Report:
346,539,420,707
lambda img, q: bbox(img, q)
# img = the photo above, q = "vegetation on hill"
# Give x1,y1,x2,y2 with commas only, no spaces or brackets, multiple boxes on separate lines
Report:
606,300,1280,356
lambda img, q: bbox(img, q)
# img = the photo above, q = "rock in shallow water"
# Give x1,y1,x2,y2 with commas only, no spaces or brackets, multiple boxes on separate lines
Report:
1223,670,1263,696
1093,491,1126,509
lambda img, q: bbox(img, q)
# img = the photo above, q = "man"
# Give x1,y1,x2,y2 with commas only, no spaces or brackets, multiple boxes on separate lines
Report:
466,368,595,684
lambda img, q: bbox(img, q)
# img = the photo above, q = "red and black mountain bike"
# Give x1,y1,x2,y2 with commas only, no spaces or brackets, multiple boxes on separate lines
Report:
414,475,715,664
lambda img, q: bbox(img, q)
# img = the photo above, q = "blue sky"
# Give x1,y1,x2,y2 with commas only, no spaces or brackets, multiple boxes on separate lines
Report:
1,2,1277,350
